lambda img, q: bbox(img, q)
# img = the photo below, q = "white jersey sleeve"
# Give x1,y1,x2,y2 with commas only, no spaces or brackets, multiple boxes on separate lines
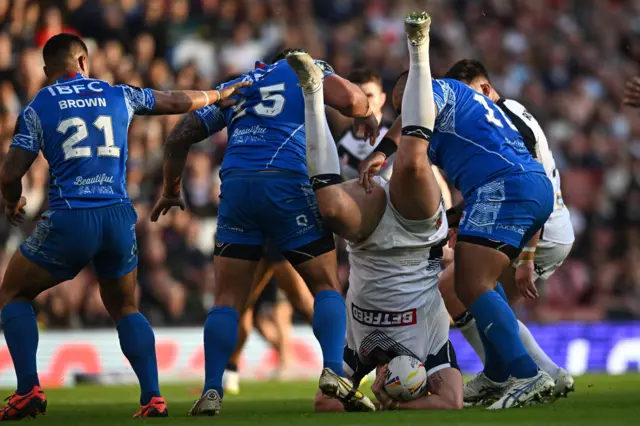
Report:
499,99,574,245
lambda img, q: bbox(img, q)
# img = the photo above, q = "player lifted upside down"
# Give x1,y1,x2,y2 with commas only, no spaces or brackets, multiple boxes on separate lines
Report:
151,50,380,415
360,13,557,409
434,59,575,404
0,33,248,420
286,17,464,412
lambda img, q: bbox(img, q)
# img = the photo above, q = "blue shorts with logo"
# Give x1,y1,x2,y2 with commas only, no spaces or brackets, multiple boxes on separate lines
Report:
21,202,138,281
216,171,329,252
458,172,554,249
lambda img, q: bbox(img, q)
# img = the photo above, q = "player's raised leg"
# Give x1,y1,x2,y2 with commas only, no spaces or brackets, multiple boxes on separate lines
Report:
390,12,442,221
285,51,377,412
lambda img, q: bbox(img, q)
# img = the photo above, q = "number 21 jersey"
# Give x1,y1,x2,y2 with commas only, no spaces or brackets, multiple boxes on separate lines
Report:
11,73,155,209
428,78,546,199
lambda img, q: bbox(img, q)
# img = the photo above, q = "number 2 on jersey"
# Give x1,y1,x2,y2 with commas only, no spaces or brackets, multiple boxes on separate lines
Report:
58,116,120,160
473,94,517,131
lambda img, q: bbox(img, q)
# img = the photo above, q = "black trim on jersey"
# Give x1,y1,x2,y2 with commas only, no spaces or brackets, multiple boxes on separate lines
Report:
425,340,460,374
457,234,521,260
337,118,393,169
496,98,537,159
214,242,263,261
13,116,20,137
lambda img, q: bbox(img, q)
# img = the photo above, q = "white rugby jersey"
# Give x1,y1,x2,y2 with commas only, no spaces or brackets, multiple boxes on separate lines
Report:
497,99,575,245
337,119,393,181
347,176,448,312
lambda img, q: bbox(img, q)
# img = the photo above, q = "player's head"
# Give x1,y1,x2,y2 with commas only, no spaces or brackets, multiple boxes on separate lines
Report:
444,59,498,101
42,33,89,80
348,68,386,118
392,71,409,115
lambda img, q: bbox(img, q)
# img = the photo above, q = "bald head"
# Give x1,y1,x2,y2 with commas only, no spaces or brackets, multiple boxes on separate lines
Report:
42,33,89,79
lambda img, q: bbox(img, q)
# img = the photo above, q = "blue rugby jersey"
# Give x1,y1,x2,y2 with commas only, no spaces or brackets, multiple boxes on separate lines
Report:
11,73,155,209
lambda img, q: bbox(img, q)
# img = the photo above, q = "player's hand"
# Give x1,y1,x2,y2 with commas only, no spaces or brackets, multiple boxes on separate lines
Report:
150,194,185,222
4,197,27,227
216,80,252,108
623,77,640,107
371,365,398,410
358,151,386,193
354,113,379,146
516,260,538,300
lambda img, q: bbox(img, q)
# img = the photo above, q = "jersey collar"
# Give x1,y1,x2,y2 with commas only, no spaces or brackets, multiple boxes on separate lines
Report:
55,72,87,84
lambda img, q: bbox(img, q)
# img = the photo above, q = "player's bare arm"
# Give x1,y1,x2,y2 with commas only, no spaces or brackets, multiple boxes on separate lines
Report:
150,112,209,221
623,76,640,107
323,74,379,145
372,366,462,411
0,145,37,225
150,80,250,115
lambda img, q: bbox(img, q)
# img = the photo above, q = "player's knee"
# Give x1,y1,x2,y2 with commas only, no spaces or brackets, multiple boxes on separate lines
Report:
395,150,429,178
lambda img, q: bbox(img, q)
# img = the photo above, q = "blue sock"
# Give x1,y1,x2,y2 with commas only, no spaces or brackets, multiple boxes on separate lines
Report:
1,302,40,395
312,290,346,376
477,321,508,382
495,282,507,301
203,306,239,398
117,313,160,405
470,290,538,380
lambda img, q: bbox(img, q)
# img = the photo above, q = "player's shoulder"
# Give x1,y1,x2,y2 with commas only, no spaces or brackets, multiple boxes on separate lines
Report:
501,98,540,125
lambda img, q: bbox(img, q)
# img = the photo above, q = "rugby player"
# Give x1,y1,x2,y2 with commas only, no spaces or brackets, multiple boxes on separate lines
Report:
0,33,247,420
360,13,556,409
286,19,463,412
435,59,575,404
151,50,380,415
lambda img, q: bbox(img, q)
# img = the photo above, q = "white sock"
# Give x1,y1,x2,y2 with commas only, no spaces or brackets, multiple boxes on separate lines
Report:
459,318,486,364
460,317,561,379
518,320,561,378
402,36,435,130
302,86,341,178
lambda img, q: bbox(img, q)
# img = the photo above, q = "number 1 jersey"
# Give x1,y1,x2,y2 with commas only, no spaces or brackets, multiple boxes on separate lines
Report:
428,78,545,199
194,60,334,179
11,73,155,209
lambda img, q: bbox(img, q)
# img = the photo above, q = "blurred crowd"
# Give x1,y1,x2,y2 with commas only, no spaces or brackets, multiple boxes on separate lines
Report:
1,0,640,328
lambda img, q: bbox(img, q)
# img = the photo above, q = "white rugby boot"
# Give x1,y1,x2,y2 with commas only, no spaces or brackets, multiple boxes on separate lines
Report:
487,370,555,410
553,368,575,398
285,50,323,93
463,372,506,407
222,370,240,396
318,368,376,412
405,12,431,46
188,389,222,416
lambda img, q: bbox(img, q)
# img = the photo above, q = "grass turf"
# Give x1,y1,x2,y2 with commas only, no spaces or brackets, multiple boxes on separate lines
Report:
1,374,637,425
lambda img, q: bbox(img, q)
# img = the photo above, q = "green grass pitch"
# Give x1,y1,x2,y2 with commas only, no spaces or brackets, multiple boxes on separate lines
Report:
2,374,638,425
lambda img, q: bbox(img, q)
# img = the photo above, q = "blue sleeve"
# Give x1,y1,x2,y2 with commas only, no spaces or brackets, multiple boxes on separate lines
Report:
313,59,335,78
432,80,447,113
118,84,156,115
10,106,42,154
193,104,227,137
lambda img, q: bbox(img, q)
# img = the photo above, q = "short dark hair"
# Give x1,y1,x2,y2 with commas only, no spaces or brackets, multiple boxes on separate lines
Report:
271,47,306,64
347,68,382,88
444,59,490,83
43,33,88,68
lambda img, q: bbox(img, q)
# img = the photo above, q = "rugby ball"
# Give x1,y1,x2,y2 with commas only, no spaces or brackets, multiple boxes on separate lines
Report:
384,355,427,401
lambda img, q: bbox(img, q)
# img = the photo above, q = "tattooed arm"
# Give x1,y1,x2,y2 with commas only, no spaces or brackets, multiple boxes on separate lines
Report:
150,105,226,221
161,112,209,197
